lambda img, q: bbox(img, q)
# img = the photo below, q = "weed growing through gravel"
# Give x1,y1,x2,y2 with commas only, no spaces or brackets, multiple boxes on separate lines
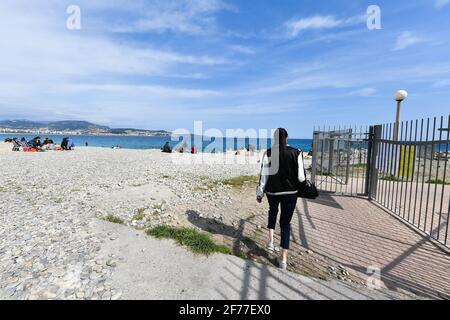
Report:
105,215,124,225
133,208,146,220
222,175,259,188
147,225,232,256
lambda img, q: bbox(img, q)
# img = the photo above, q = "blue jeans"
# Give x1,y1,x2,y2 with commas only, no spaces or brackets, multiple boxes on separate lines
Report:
267,194,297,250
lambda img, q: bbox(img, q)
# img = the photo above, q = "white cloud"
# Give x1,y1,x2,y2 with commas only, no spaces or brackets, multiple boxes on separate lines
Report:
349,88,377,97
52,83,220,99
432,79,450,88
0,0,231,126
284,15,365,38
109,0,233,35
435,0,450,9
229,45,256,55
393,31,424,51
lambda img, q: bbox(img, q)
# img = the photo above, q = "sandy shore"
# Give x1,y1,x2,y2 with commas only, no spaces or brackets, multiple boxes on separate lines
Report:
0,142,11,152
1,146,409,300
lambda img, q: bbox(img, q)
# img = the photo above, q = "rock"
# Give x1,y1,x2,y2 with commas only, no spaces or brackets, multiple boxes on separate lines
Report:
4,285,17,297
111,291,122,300
106,260,117,267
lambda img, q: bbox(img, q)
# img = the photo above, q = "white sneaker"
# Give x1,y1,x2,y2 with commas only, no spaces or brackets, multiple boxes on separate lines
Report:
277,258,287,270
266,241,280,252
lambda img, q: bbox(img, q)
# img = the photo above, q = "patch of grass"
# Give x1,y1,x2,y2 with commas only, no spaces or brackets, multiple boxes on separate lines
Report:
222,175,259,188
133,208,146,221
235,251,249,259
316,170,332,177
104,215,124,225
0,187,6,192
194,182,217,191
146,225,232,256
350,163,367,168
426,179,450,185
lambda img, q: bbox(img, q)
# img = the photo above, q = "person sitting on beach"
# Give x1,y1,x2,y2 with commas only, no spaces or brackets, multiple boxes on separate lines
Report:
19,138,29,148
162,142,172,153
27,137,42,149
61,137,69,150
191,145,198,154
175,140,188,153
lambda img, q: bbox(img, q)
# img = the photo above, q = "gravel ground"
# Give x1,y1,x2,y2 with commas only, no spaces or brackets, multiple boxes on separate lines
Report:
0,147,260,299
0,146,413,300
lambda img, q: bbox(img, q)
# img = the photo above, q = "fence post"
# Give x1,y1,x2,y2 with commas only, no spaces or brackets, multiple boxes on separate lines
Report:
367,125,382,200
311,131,319,184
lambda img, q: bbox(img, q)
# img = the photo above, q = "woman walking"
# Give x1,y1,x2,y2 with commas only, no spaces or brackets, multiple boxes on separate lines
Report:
256,128,305,270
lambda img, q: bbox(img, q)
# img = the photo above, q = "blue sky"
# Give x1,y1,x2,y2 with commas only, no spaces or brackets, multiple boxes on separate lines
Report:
0,0,450,138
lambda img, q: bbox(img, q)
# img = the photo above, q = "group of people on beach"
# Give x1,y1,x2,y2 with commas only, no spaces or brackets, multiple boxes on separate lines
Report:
161,141,198,154
161,141,257,155
4,136,75,152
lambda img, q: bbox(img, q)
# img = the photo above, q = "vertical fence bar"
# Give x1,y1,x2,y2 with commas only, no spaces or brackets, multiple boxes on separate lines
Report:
394,121,404,215
368,125,381,200
403,120,413,219
399,121,409,219
311,131,319,185
424,117,437,232
430,116,444,238
406,120,418,222
365,126,374,197
376,124,387,205
437,115,450,242
413,119,424,226
359,126,364,195
335,125,339,194
388,122,396,212
385,123,393,208
445,116,450,246
419,118,430,231
381,124,390,206
319,127,325,189
350,125,356,196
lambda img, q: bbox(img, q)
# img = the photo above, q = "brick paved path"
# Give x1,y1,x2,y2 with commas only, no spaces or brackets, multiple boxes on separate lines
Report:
287,195,450,299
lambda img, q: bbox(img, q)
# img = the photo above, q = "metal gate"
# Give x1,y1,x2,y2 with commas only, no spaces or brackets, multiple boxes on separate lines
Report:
311,126,370,196
311,115,450,248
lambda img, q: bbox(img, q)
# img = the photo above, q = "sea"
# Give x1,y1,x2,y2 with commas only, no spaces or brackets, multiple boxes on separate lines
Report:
0,134,313,152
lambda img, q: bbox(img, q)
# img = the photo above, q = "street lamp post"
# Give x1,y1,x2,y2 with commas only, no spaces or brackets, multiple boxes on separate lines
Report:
393,90,408,141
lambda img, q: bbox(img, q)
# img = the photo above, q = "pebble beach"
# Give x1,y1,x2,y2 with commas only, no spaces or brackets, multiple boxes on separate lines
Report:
1,143,414,300
0,145,265,299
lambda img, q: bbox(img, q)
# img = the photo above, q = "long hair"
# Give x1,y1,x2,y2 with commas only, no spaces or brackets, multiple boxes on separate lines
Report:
273,128,290,179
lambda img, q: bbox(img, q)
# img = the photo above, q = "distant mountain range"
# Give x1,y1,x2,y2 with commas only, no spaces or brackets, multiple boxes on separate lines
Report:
0,120,171,136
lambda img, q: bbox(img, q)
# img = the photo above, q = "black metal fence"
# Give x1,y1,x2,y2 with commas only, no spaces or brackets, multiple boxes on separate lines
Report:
311,115,450,248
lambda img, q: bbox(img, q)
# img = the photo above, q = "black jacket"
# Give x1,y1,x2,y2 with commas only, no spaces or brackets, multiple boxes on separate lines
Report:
257,146,305,197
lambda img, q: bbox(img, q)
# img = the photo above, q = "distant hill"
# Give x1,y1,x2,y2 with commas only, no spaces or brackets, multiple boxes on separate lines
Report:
0,120,171,136
0,120,46,130
47,121,110,132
